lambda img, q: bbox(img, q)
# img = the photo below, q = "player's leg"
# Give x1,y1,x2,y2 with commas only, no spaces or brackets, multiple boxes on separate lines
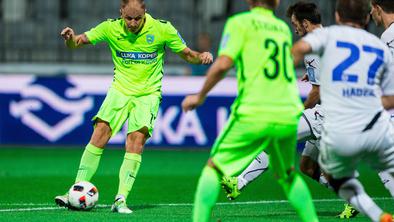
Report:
378,171,394,196
222,109,318,200
112,128,148,214
267,124,318,222
55,87,129,208
194,116,269,222
319,134,390,222
328,175,389,222
222,151,269,199
193,160,222,222
300,140,331,188
112,94,160,214
75,120,111,182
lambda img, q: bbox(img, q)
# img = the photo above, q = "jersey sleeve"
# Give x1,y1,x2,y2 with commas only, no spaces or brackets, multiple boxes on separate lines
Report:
85,20,110,45
302,28,329,55
381,54,394,96
218,17,245,60
304,55,321,85
163,22,187,53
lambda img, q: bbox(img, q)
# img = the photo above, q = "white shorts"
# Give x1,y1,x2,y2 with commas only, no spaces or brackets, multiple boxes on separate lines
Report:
319,112,394,179
299,104,323,141
301,140,320,162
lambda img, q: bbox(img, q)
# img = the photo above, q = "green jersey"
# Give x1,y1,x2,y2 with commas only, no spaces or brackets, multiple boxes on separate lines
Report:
218,7,303,124
85,13,187,96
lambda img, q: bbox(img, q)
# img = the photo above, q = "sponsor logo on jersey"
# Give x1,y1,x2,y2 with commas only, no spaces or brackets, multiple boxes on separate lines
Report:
146,34,155,44
116,51,158,60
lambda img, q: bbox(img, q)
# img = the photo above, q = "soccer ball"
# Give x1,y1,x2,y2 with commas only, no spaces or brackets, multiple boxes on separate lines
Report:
68,181,99,210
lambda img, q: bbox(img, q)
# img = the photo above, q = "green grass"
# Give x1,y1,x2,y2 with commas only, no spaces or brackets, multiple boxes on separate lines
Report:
0,147,392,222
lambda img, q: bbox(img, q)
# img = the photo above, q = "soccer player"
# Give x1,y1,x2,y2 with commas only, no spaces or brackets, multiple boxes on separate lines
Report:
371,0,394,198
182,0,318,221
221,1,326,199
55,0,213,214
292,0,394,221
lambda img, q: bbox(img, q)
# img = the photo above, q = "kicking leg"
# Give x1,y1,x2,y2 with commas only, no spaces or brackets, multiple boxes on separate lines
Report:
55,120,110,208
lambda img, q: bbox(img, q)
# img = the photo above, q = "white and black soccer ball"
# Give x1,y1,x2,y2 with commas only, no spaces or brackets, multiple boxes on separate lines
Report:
68,181,99,211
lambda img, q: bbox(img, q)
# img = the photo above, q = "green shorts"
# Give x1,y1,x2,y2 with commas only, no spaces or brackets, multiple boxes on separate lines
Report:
211,114,298,177
93,87,161,137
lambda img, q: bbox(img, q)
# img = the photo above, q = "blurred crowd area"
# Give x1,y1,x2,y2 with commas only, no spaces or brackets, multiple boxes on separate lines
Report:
0,0,384,75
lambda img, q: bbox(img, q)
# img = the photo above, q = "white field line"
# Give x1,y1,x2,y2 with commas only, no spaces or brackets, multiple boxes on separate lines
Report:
0,197,392,212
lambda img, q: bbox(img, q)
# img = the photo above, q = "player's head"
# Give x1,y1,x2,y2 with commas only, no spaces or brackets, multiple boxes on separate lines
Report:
335,0,371,27
246,0,280,10
120,0,146,33
371,0,394,27
286,1,321,36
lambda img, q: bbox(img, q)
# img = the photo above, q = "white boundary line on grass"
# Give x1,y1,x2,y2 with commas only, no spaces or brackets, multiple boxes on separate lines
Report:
0,197,391,212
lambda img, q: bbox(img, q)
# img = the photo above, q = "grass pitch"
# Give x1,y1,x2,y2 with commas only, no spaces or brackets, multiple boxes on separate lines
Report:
0,147,392,221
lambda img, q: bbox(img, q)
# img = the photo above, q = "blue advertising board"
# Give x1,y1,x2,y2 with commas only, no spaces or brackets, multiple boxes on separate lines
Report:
0,74,311,147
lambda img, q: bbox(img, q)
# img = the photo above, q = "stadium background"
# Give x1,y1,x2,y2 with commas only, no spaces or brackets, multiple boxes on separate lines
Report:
0,0,392,221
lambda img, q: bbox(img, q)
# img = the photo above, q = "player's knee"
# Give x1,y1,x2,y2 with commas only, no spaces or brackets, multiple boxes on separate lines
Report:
328,177,357,194
94,121,112,138
126,132,148,154
335,178,364,200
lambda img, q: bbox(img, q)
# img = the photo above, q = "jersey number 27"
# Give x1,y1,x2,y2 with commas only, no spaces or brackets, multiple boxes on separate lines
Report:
333,41,384,85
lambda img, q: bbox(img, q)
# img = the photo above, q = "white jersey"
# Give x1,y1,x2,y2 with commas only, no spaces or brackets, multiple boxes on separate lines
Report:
381,23,394,55
303,25,394,133
304,54,321,85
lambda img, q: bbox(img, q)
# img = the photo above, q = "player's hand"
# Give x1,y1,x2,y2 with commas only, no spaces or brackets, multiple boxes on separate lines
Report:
301,73,309,82
182,94,206,112
60,27,75,41
199,52,213,65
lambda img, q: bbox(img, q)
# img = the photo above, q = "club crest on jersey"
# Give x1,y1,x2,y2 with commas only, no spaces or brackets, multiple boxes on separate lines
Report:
146,34,155,44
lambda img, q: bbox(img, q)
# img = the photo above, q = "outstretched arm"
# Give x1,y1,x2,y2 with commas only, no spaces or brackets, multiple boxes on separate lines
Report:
177,47,213,65
182,55,233,112
60,27,90,49
291,40,312,66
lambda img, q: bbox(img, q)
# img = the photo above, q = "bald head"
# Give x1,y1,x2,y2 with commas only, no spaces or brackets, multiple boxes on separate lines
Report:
121,0,145,10
246,0,280,10
120,0,146,33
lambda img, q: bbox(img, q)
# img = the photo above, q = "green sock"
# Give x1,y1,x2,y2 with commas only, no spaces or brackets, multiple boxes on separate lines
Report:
117,153,141,198
75,143,104,182
280,173,319,222
193,166,221,222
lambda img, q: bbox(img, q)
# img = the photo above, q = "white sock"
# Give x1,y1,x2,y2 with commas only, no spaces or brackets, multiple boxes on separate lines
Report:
319,174,332,190
237,151,269,190
338,178,383,222
378,171,394,197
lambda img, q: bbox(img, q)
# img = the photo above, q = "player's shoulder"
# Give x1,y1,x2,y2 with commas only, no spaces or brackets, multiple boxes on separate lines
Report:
225,11,251,25
381,24,394,43
149,14,173,28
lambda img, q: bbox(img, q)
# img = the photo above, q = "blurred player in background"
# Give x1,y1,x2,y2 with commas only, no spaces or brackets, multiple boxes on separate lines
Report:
182,0,318,221
55,0,212,214
371,0,394,198
221,1,325,197
292,0,394,221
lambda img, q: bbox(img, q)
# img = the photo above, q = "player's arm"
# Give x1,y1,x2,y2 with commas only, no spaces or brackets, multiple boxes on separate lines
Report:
304,84,320,109
177,48,213,65
60,27,90,49
291,40,312,65
182,55,233,112
382,96,394,110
